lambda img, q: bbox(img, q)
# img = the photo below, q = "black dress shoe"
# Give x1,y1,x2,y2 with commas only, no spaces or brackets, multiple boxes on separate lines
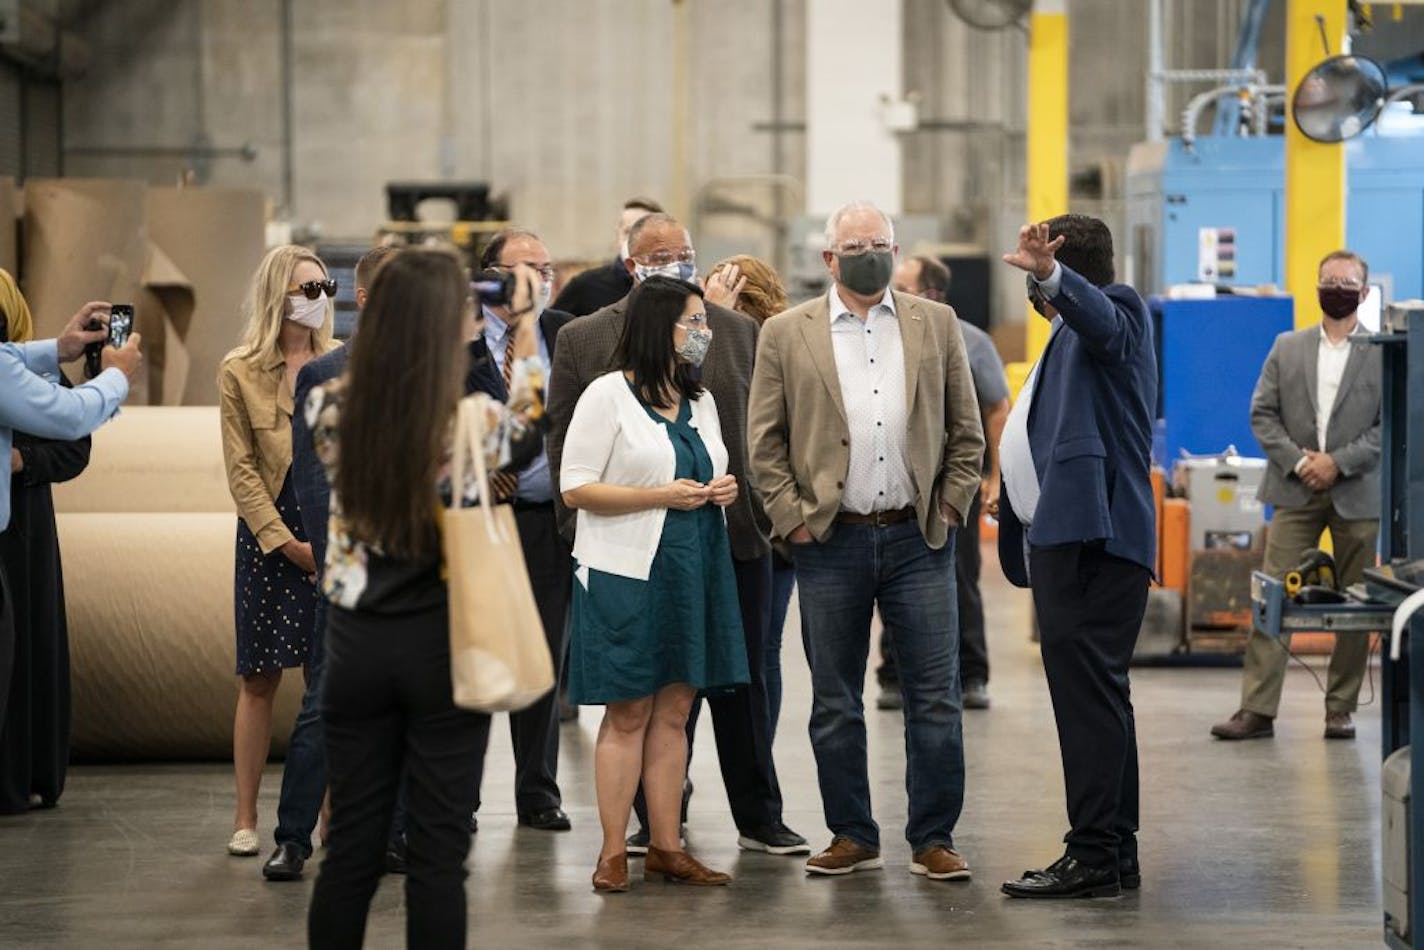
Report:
262,842,307,881
1002,856,1120,899
1022,855,1140,890
385,834,408,875
518,807,572,831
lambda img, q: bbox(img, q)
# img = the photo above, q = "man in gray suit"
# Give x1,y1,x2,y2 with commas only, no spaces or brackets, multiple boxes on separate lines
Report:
546,212,808,856
1212,249,1382,741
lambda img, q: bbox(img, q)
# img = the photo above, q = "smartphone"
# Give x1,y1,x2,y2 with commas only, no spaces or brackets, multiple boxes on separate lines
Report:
85,304,134,378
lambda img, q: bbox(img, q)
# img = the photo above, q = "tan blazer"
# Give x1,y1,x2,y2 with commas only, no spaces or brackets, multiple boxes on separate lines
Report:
747,290,984,550
218,341,340,554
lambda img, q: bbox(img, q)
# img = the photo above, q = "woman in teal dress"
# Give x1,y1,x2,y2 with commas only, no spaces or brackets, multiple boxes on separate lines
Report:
560,276,747,893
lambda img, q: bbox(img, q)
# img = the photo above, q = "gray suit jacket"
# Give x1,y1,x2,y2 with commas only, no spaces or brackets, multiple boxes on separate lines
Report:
1251,326,1382,520
546,293,770,562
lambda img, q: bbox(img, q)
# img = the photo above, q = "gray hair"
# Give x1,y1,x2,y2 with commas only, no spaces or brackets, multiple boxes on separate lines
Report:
824,201,896,249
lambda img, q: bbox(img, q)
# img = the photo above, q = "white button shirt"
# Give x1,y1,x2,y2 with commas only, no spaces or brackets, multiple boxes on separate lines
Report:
1000,316,1062,526
828,286,915,514
1315,325,1356,451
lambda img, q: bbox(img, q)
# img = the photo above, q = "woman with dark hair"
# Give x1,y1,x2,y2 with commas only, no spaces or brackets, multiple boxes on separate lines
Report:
0,269,90,814
561,275,747,892
304,248,543,948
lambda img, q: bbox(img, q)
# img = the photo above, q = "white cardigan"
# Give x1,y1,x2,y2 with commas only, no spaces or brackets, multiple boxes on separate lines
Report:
560,370,729,581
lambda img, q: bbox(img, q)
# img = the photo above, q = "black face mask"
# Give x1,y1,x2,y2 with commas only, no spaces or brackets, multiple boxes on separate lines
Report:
1025,274,1048,316
1318,287,1362,321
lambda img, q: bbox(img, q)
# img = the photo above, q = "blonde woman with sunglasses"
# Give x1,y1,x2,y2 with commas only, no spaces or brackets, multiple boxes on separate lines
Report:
218,245,341,856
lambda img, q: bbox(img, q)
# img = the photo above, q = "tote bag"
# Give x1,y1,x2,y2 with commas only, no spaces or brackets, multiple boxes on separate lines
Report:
444,395,554,712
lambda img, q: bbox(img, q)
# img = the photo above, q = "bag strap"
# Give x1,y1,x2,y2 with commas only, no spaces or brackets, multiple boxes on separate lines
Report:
453,395,509,544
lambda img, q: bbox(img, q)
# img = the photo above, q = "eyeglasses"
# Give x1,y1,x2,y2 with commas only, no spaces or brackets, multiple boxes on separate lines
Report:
678,313,709,329
291,279,337,300
494,262,556,281
634,249,696,267
832,238,893,256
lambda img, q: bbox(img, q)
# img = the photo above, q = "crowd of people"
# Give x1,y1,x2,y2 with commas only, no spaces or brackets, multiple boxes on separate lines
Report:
0,191,1383,947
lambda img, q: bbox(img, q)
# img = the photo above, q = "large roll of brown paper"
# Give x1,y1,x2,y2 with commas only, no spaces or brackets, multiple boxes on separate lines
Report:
54,407,310,760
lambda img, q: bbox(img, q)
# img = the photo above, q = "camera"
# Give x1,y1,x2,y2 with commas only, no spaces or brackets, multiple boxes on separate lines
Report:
85,304,134,378
471,269,515,307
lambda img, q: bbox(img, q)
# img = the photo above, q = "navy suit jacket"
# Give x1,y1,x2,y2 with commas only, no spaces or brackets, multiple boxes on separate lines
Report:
292,346,349,576
465,308,573,401
997,265,1158,588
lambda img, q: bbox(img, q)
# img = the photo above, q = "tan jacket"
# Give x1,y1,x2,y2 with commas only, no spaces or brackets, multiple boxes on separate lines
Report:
747,290,984,550
218,342,340,554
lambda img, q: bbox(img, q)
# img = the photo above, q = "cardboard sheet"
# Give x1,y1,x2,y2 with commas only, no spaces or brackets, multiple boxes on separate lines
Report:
145,187,266,406
0,177,17,278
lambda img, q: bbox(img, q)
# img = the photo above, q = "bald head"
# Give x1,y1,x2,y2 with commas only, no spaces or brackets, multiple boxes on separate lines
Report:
624,213,695,277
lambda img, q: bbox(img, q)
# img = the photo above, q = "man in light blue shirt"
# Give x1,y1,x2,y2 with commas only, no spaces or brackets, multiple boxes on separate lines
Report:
0,300,142,761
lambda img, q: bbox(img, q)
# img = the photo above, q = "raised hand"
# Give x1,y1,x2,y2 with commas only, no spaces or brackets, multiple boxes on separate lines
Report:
1002,222,1064,282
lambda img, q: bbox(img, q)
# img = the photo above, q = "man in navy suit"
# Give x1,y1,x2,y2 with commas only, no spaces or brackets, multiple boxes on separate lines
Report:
994,216,1157,900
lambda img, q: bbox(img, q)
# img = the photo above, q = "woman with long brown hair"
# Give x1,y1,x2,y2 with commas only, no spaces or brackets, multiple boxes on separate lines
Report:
218,245,339,856
305,248,542,949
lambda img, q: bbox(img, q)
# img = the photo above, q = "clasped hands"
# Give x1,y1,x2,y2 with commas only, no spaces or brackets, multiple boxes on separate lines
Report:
663,475,738,510
1298,450,1340,492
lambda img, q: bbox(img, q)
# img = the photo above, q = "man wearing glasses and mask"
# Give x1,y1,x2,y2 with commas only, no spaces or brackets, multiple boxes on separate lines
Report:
467,228,577,833
748,201,984,882
546,212,809,859
1212,250,1382,743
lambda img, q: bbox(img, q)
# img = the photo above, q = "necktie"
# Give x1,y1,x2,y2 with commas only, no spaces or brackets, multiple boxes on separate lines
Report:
489,336,520,502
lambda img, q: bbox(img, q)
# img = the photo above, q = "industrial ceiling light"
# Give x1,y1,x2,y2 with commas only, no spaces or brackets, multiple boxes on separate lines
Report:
1291,54,1389,143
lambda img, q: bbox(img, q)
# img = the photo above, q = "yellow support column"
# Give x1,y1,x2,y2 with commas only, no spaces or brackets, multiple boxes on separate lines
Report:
1285,0,1347,329
1024,0,1068,364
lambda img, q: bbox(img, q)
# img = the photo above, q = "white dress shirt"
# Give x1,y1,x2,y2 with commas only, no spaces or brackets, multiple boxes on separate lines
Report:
827,286,915,514
1315,325,1356,451
999,316,1062,526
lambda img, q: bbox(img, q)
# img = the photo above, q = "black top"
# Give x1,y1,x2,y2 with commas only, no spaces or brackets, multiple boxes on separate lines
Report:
550,258,633,318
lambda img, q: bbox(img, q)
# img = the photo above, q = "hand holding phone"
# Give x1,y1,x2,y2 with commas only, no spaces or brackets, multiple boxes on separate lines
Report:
86,304,134,379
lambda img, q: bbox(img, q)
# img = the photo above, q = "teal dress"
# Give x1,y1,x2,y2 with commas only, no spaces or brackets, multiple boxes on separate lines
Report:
568,391,749,704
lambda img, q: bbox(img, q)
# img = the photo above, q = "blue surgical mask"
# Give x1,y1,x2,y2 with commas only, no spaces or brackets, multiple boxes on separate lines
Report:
635,261,696,284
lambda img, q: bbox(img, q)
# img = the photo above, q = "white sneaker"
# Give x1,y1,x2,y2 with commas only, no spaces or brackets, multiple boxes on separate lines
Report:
227,828,260,856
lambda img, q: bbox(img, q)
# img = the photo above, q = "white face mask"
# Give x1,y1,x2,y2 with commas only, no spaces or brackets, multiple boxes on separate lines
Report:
535,278,553,315
286,294,327,329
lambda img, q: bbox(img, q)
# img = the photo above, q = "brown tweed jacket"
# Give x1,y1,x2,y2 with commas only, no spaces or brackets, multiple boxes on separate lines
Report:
546,293,770,562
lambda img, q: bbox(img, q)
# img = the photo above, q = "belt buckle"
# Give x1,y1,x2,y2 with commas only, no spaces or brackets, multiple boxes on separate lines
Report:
872,509,891,528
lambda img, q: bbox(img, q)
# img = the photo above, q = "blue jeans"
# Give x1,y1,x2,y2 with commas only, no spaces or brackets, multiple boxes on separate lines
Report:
275,599,328,856
793,520,963,852
766,554,797,742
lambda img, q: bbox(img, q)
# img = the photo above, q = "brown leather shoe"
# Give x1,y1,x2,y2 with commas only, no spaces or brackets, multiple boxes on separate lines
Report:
643,846,731,886
805,836,884,876
1210,709,1274,740
592,853,629,893
911,845,971,881
1325,711,1356,740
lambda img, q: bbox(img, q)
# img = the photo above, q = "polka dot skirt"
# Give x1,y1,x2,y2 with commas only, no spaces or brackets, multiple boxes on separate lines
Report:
234,473,317,676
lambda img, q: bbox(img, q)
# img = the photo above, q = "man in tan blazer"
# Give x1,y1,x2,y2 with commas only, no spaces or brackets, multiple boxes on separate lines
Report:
748,201,984,881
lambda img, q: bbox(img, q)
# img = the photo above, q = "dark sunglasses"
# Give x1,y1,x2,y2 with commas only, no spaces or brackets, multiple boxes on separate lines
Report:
292,279,338,300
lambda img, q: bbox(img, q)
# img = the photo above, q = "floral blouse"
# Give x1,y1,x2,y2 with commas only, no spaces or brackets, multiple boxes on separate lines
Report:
305,356,544,614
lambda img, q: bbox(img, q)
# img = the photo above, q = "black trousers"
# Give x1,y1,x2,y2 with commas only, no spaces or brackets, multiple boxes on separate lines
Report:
1028,541,1149,868
309,603,490,950
877,492,988,686
470,502,569,816
635,552,783,834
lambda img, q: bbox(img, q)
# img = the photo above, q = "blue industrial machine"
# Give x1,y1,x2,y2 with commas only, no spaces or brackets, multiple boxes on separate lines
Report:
1151,294,1294,462
1127,134,1424,301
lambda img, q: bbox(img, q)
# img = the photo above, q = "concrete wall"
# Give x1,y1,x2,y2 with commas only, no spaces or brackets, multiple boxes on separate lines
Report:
58,0,1294,323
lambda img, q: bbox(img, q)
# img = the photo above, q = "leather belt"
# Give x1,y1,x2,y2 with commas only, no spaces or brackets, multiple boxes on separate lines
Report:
835,506,916,527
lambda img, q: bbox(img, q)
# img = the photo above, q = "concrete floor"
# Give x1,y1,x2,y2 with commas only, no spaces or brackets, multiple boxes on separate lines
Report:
0,545,1386,949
